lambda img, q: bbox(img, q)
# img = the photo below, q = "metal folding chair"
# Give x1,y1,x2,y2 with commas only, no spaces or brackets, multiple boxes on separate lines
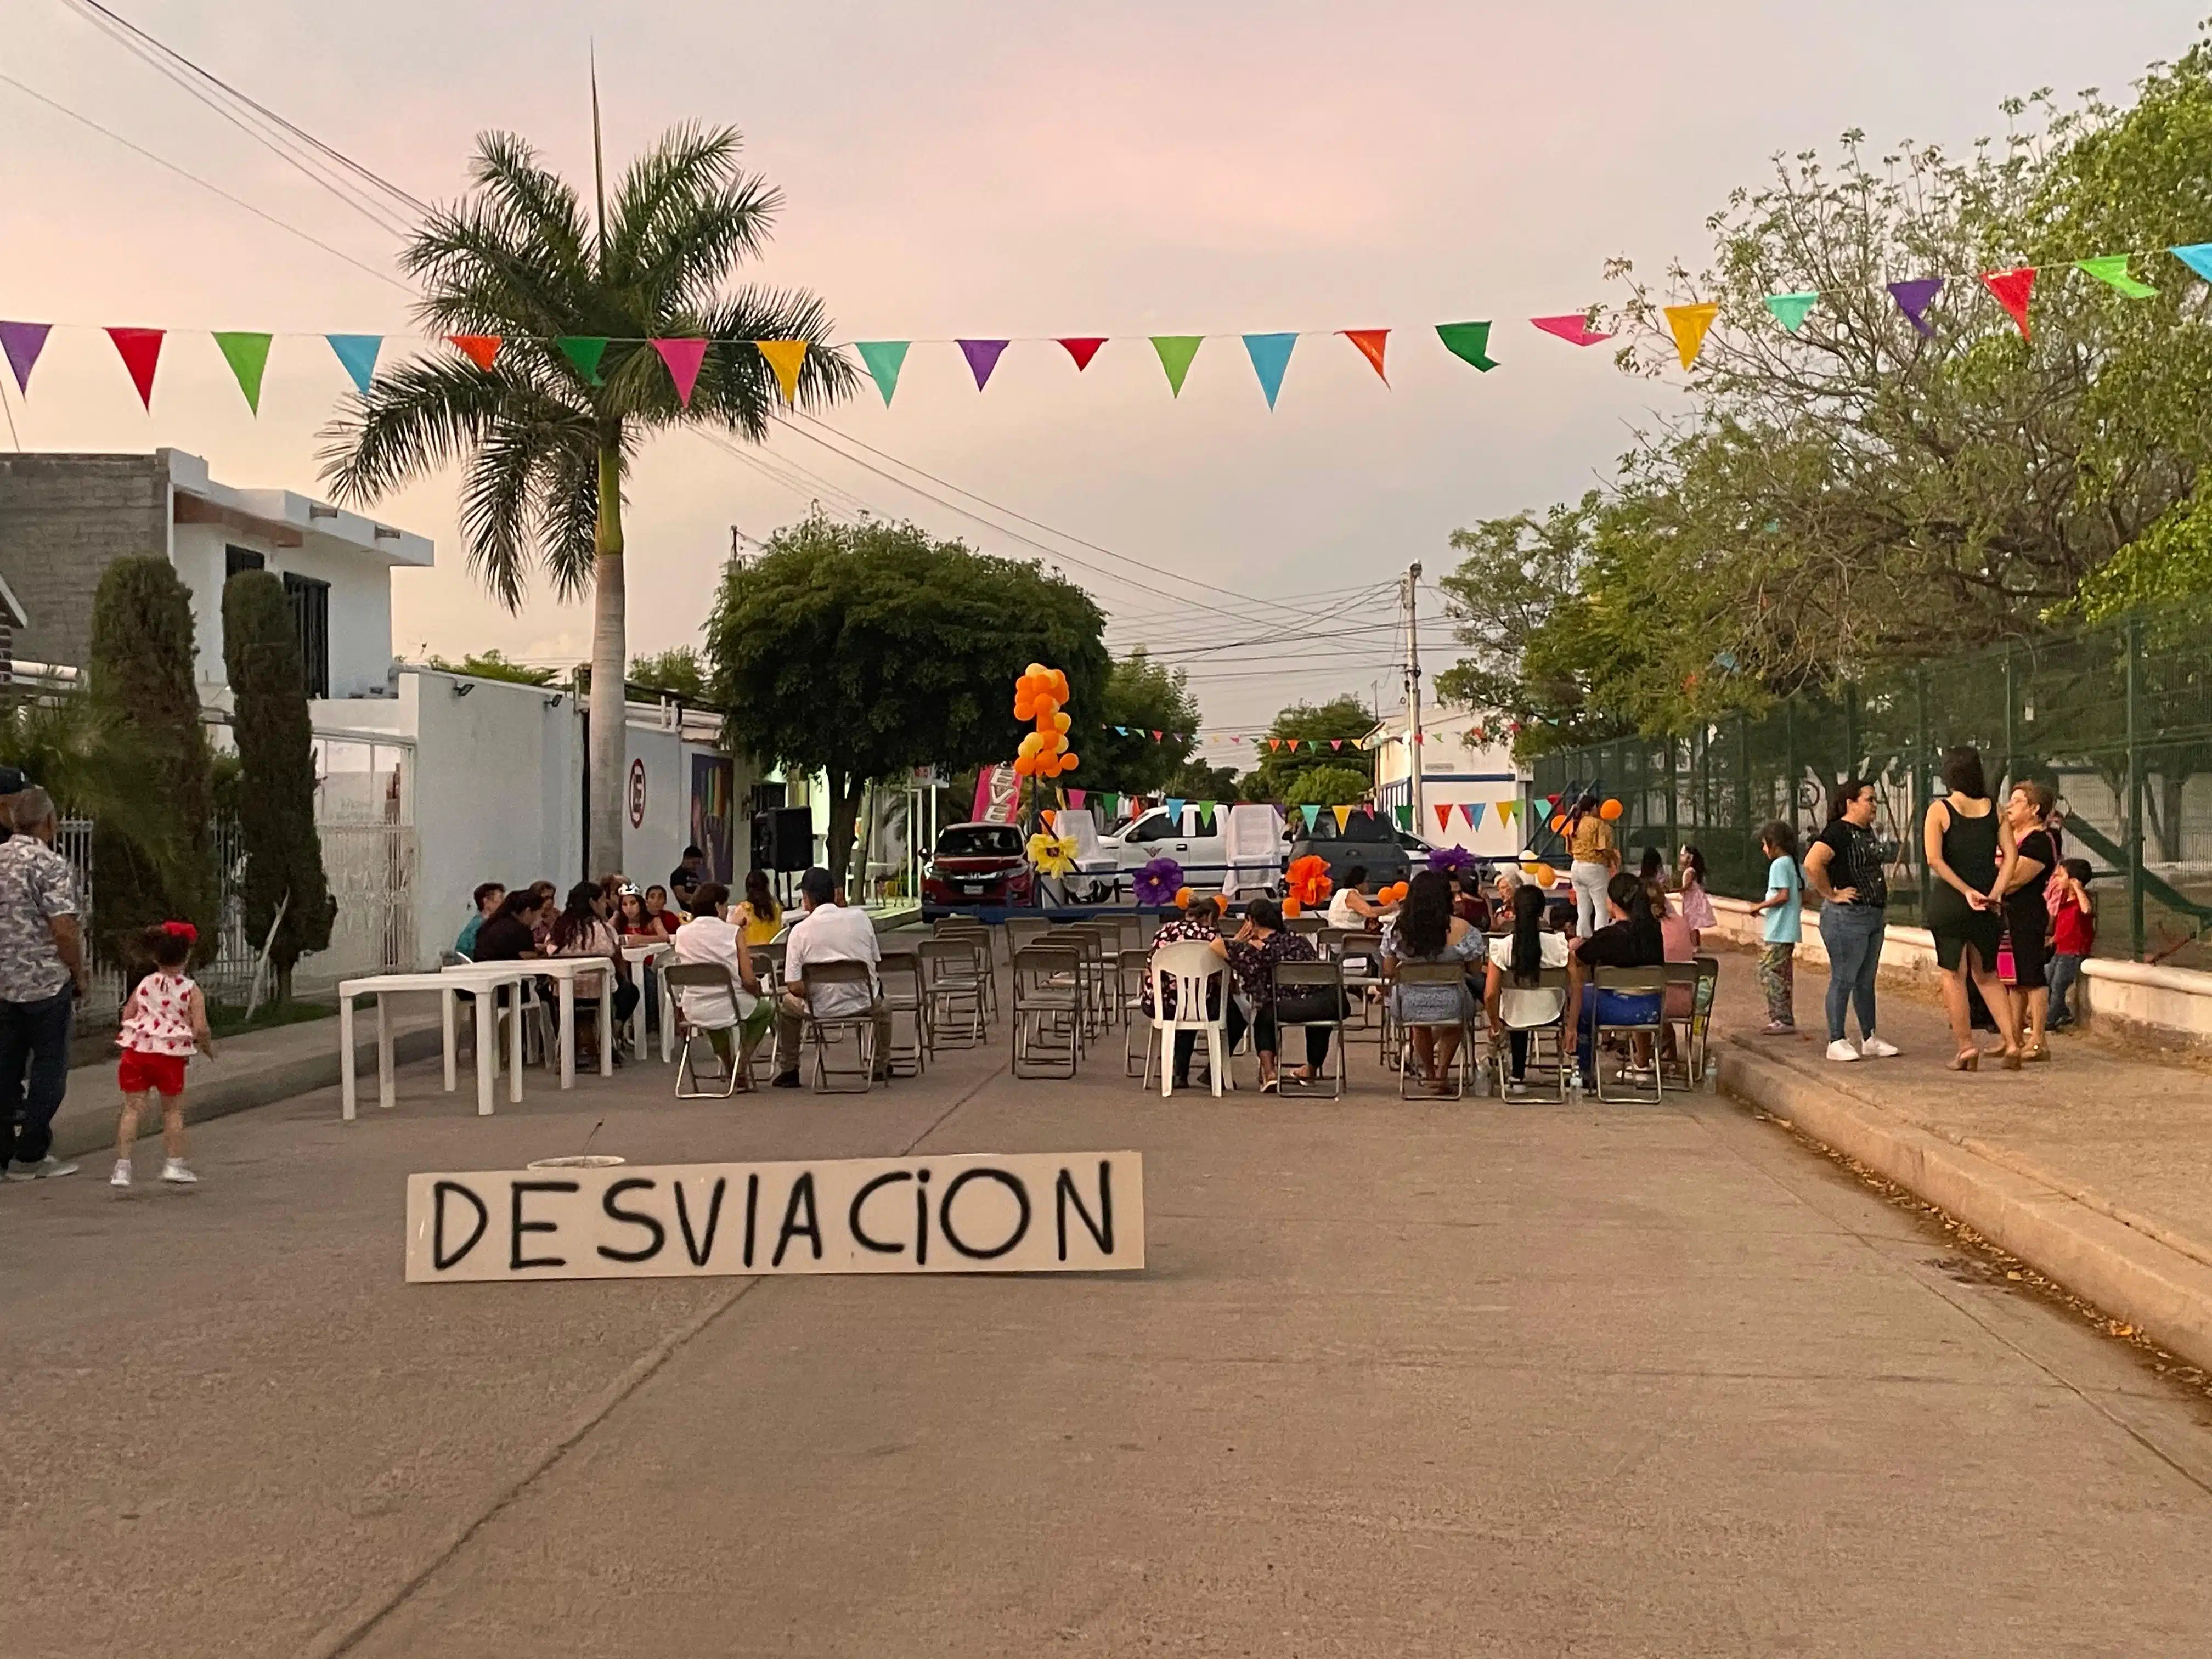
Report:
1393,961,1476,1099
1003,915,1051,970
1285,915,1325,937
1490,965,1572,1102
661,961,754,1098
798,960,879,1093
1592,964,1670,1103
1272,957,1349,1099
1119,947,1153,1075
877,948,929,1077
1012,944,1084,1078
918,939,987,1047
1660,956,1721,1092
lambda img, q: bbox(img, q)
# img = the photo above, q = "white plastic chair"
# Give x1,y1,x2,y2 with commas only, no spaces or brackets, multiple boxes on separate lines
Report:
1143,940,1231,1098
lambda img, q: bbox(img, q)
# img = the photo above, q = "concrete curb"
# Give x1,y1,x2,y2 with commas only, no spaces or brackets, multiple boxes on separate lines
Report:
46,1025,447,1165
1720,1041,2212,1375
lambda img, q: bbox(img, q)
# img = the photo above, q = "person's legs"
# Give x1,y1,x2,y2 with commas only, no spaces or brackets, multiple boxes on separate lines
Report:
772,991,808,1079
2019,984,2050,1053
1821,906,1876,1043
0,997,29,1168
1509,1028,1529,1081
1250,1005,1279,1082
1570,862,1606,936
1302,1024,1331,1072
612,979,641,1027
1756,945,1795,1030
1431,1024,1462,1088
1853,916,1886,1041
1938,963,1975,1054
161,1092,188,1161
1171,1030,1197,1085
1409,1025,1436,1079
2047,953,2082,1026
1965,944,2019,1060
870,996,894,1080
116,1088,149,1162
10,988,73,1167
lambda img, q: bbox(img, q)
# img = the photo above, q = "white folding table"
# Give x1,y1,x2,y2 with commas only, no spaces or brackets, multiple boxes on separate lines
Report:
623,940,675,1062
460,956,616,1088
336,966,527,1121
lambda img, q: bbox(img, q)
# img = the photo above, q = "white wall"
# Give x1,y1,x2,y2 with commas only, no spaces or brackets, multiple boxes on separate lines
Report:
1371,707,1526,859
171,520,396,699
619,721,687,896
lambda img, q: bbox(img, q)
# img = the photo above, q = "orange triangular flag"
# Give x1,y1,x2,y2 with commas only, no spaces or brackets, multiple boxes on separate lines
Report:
449,334,503,371
1286,738,1300,752
1980,267,2036,340
1341,329,1389,383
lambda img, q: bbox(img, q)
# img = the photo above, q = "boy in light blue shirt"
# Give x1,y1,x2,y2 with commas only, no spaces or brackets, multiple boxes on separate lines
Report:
1749,822,1801,1032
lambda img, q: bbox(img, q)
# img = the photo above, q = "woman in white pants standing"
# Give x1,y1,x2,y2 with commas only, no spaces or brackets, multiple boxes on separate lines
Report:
1563,792,1618,938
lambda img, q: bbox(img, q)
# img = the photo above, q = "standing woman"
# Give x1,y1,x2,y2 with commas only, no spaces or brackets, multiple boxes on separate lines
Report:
1564,792,1618,939
1922,746,2020,1071
2000,780,2059,1063
1805,778,1898,1063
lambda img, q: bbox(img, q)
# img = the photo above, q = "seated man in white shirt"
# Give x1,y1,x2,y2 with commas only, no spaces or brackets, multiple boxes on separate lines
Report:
773,867,892,1087
669,883,772,1085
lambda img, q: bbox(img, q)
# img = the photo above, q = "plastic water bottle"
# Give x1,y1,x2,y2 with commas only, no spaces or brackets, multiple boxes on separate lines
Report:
1569,1069,1586,1105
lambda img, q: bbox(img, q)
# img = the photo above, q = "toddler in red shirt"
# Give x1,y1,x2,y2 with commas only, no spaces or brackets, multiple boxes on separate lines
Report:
111,923,216,1189
2047,859,2095,1031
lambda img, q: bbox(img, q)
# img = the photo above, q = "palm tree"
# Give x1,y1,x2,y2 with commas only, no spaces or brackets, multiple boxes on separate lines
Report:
319,122,855,870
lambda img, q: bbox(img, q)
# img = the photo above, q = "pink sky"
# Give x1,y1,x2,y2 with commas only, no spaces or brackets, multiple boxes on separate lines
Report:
3,0,2203,755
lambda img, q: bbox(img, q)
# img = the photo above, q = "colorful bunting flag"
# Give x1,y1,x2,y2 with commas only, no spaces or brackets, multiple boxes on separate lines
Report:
1115,725,1129,737
856,340,909,406
2170,244,2212,282
326,333,380,393
1980,267,2036,340
1662,302,1720,370
1333,805,1352,832
1151,729,1163,742
1243,332,1297,409
1150,335,1203,397
1059,337,1105,370
1393,804,1413,831
1286,738,1300,752
1329,739,1342,751
1886,279,1943,337
957,338,1008,391
106,327,164,409
1067,788,1086,810
1435,320,1498,371
1530,313,1611,347
2076,256,2156,298
753,339,806,405
1166,797,1185,824
1435,803,1453,834
1764,292,1817,333
1301,804,1321,830
1,321,51,393
557,336,610,384
1342,328,1389,382
449,334,503,371
1496,799,1516,827
1465,802,1486,830
1197,800,1216,827
212,331,272,414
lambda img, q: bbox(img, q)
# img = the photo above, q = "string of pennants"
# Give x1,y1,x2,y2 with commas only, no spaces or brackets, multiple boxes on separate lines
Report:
1107,727,1397,752
1052,789,1530,837
8,240,2205,415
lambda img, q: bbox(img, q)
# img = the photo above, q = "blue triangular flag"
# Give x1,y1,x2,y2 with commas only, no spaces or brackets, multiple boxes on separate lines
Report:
1243,332,1297,409
1467,801,1486,830
1165,797,1185,825
326,334,382,393
1115,725,1129,737
2170,244,2212,283
1300,804,1321,830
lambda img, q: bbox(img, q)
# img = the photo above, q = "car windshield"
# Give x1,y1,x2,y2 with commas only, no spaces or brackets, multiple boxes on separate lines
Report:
936,825,1023,858
1301,813,1395,843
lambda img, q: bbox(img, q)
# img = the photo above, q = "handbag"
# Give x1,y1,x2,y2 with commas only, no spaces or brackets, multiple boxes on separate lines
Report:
1273,984,1348,1025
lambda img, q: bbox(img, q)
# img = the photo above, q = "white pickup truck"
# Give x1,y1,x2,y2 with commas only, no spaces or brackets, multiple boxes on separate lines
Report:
1093,803,1286,896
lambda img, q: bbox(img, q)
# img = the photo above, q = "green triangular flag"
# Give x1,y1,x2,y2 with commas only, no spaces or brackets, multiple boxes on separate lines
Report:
1150,335,1203,397
558,336,610,383
1198,800,1216,829
212,331,272,414
1301,804,1321,830
2076,256,2157,299
856,340,910,405
1764,292,1818,333
1394,804,1413,831
1434,320,1497,371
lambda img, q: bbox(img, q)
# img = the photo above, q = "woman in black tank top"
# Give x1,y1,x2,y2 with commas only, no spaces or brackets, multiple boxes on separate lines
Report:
1921,746,2020,1071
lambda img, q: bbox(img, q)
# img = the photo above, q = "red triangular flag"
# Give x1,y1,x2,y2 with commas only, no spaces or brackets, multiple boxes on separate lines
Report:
1980,267,2036,340
652,338,709,405
105,327,164,410
1059,337,1106,370
1151,729,1163,742
449,334,503,371
1287,738,1301,752
1268,738,1282,752
1342,329,1390,383
1434,803,1453,833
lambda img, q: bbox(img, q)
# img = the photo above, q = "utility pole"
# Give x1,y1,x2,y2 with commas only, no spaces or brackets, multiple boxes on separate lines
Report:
1403,563,1424,836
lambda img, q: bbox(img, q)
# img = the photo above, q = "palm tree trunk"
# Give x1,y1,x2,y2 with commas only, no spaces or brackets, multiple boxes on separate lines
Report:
589,438,628,877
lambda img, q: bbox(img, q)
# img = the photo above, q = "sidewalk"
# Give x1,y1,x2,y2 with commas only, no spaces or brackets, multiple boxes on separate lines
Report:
1712,942,2212,1372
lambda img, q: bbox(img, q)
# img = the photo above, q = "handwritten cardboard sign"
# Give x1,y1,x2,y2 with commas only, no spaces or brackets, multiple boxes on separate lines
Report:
405,1151,1143,1283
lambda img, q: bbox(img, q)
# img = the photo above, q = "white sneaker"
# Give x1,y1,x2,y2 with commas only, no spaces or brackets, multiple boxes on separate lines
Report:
160,1159,198,1185
5,1155,79,1181
1859,1035,1900,1058
110,1159,133,1189
1825,1040,1864,1063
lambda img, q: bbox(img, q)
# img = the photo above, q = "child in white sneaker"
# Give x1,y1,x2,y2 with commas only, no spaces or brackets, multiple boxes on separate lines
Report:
111,922,215,1189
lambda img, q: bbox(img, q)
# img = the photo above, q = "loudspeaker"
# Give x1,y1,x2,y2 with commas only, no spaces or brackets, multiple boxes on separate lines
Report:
753,807,814,873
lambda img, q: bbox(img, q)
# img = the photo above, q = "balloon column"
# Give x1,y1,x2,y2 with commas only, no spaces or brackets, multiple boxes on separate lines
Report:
1012,663,1079,781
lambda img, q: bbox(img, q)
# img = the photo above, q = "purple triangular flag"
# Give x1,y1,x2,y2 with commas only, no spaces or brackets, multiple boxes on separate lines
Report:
0,322,52,394
1887,279,1944,338
957,338,1009,391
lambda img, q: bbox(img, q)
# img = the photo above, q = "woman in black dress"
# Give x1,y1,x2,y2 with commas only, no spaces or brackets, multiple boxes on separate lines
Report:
1921,746,2020,1071
2001,780,2059,1063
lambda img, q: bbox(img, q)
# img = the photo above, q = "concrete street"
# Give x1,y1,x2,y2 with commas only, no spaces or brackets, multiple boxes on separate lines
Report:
7,969,2212,1657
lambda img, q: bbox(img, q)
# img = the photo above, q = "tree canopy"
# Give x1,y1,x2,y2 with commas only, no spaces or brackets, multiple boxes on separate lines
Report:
1088,650,1201,797
1238,696,1376,799
1283,764,1371,809
706,514,1108,880
630,646,708,701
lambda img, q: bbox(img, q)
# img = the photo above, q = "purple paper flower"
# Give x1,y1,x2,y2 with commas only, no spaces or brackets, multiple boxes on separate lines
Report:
1428,844,1476,877
1133,856,1184,907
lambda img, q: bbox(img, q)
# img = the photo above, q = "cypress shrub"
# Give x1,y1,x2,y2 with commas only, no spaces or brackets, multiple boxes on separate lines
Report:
222,571,334,1000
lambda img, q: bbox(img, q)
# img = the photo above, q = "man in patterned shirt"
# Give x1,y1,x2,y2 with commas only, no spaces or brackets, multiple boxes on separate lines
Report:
0,787,91,1180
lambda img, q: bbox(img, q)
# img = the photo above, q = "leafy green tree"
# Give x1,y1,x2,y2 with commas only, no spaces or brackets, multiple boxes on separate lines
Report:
87,558,216,967
321,125,855,874
223,572,335,1001
1239,696,1375,799
1169,757,1240,802
630,646,707,700
706,514,1109,883
426,649,558,686
1091,650,1200,796
1283,764,1370,809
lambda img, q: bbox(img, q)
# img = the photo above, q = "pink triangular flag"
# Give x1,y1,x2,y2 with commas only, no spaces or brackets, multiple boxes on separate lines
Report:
1530,314,1612,347
652,338,709,405
106,327,165,409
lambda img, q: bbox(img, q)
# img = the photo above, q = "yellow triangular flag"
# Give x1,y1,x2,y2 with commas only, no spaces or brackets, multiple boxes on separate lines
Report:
1332,805,1352,832
1663,302,1720,370
756,339,808,404
1496,799,1516,827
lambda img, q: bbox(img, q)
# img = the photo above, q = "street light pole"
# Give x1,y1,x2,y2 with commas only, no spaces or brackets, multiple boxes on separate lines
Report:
1404,563,1424,837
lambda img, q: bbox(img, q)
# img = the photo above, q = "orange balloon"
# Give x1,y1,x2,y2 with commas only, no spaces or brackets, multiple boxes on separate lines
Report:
1174,887,1194,909
1600,798,1623,821
1034,696,1059,720
1051,670,1069,701
1012,754,1032,777
1051,710,1071,734
1549,814,1566,831
1060,752,1079,771
1282,895,1302,917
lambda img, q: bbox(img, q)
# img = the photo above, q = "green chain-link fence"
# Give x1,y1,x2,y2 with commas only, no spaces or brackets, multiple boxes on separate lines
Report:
1528,610,2212,967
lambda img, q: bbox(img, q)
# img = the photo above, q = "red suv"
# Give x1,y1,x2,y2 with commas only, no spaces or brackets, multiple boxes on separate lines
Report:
923,822,1034,910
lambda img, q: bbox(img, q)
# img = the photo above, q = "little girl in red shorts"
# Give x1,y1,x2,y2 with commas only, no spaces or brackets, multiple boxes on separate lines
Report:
111,922,216,1190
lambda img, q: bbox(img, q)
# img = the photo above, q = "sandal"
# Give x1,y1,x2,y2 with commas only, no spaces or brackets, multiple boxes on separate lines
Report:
2000,1048,2023,1071
1946,1048,1980,1072
2021,1044,2051,1063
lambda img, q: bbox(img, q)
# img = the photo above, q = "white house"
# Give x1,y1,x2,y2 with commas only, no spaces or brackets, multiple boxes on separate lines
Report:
1367,703,1528,858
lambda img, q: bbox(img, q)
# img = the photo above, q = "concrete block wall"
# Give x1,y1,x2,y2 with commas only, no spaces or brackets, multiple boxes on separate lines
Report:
0,452,170,670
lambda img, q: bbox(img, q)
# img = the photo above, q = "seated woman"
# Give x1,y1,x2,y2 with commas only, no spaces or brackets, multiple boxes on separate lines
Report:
1571,871,1667,1087
1143,891,1226,1089
1485,881,1573,1085
668,882,772,1086
549,881,641,1062
471,889,548,961
1324,865,1386,930
1383,870,1485,1094
643,883,684,932
1209,897,1335,1091
737,870,784,946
